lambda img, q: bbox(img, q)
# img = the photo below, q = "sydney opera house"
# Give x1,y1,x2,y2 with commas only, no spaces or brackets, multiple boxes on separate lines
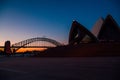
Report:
69,14,120,45
42,14,120,57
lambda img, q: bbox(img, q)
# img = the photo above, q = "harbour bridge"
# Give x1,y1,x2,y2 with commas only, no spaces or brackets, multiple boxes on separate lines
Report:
0,37,63,53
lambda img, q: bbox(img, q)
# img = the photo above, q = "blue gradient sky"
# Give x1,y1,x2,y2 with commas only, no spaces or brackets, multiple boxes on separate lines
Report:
0,0,120,45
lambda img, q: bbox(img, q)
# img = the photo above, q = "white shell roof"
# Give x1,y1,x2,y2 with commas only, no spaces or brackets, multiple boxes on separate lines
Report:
91,18,104,37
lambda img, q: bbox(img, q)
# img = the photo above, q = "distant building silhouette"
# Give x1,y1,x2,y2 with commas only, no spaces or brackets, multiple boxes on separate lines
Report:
69,14,120,45
4,41,12,55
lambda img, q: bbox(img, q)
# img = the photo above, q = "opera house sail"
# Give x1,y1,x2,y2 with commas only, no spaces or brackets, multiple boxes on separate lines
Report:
91,18,104,37
69,21,98,45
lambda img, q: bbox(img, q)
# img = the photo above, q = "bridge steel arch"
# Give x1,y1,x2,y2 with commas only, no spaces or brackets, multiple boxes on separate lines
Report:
12,37,62,52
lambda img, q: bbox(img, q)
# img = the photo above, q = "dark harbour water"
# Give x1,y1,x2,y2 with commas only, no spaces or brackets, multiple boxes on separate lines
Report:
0,57,120,80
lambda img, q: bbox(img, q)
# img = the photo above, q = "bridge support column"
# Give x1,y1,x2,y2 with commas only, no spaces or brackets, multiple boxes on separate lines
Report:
4,41,12,56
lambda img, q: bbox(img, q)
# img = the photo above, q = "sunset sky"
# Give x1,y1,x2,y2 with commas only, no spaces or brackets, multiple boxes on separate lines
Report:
0,0,120,46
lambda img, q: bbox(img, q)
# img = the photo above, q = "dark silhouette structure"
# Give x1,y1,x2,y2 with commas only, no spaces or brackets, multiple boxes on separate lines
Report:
69,15,120,44
69,21,98,45
4,41,12,55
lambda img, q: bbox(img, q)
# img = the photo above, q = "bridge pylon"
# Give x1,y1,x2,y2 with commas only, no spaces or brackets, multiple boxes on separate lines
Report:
4,41,12,55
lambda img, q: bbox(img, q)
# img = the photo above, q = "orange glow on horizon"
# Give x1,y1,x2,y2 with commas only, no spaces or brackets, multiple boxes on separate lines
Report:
16,48,47,52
